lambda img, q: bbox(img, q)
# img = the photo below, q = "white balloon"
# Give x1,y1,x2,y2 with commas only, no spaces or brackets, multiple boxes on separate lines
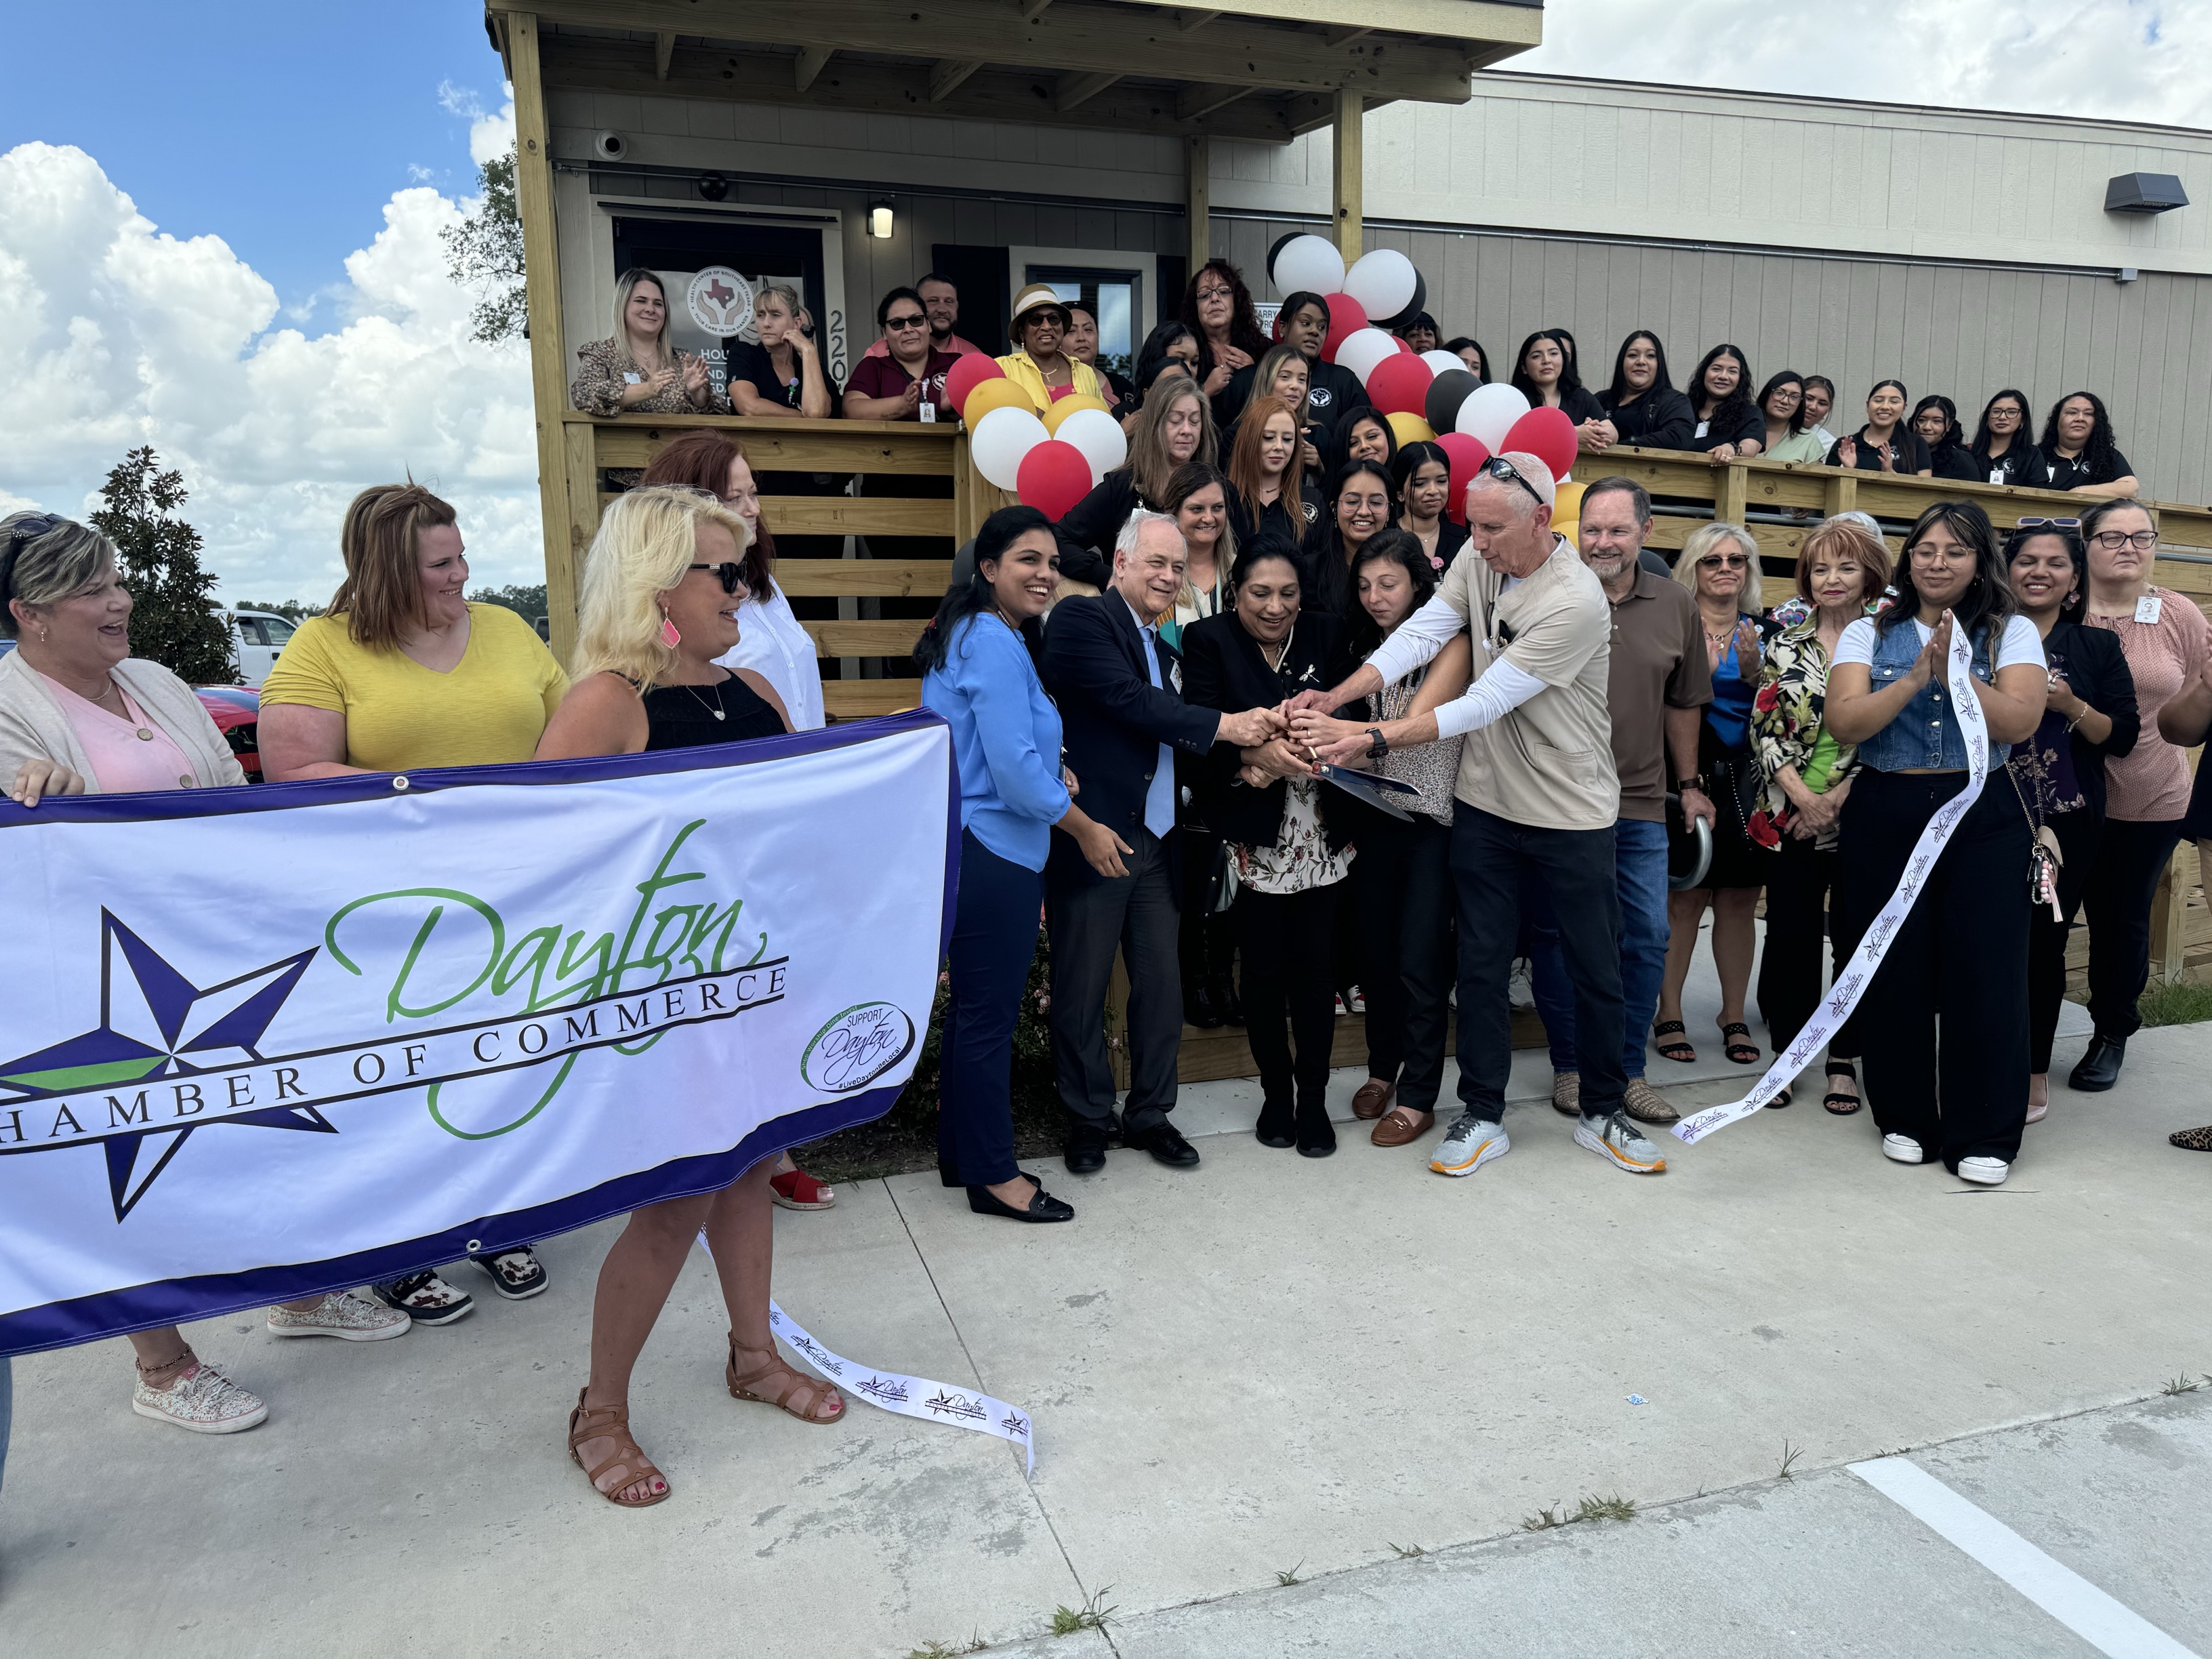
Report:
1419,350,1465,379
971,405,1049,491
1333,328,1399,387
1343,248,1418,321
1054,407,1128,483
1272,234,1345,302
1456,382,1532,451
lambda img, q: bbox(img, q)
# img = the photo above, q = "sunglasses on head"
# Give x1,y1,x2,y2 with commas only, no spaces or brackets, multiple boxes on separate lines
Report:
690,562,747,594
1480,455,1544,508
2015,516,2081,531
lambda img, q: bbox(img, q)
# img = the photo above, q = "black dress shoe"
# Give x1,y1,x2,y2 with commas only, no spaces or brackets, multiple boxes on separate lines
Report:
1218,979,1246,1027
1127,1120,1201,1168
938,1155,961,1189
967,1179,1075,1223
1295,1097,1337,1158
1185,983,1223,1030
1064,1122,1109,1174
2069,1033,2126,1092
1255,1099,1296,1147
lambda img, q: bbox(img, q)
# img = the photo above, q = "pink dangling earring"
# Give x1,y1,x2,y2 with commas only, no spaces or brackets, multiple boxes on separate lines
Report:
659,609,681,648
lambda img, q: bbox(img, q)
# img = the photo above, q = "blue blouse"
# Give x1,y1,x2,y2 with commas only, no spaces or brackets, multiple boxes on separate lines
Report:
922,614,1071,871
1706,633,1755,753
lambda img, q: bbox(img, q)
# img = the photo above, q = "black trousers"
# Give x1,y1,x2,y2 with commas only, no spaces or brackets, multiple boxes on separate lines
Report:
937,830,1042,1188
2027,808,2100,1073
1450,802,1626,1120
1755,833,1863,1063
1046,827,1182,1133
2081,815,2184,1040
1177,825,1235,998
1353,814,1455,1111
1235,882,1340,1110
1839,771,2028,1169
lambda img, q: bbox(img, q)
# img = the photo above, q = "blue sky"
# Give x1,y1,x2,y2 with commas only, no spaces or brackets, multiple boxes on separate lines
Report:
0,1,504,327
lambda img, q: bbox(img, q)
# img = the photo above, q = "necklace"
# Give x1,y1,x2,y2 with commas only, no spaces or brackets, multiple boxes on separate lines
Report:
682,674,728,722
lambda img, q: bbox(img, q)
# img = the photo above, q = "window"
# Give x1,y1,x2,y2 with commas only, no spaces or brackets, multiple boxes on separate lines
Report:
1027,265,1141,379
260,615,296,644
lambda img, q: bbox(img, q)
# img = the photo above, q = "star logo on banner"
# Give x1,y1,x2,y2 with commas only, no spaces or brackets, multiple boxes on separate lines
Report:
0,912,325,1220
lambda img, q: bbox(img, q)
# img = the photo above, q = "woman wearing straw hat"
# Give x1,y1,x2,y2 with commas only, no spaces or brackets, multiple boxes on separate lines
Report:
998,285,1107,409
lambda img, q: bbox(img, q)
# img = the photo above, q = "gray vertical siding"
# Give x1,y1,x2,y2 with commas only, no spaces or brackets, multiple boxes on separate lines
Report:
1218,216,2212,503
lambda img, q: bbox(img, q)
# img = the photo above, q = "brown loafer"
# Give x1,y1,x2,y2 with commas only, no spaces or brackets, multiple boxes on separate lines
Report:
1370,1105,1435,1147
1550,1071,1581,1117
1352,1079,1395,1120
1622,1078,1679,1125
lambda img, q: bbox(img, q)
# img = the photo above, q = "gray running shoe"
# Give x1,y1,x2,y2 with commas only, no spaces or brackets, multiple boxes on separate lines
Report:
1429,1114,1509,1177
1574,1111,1667,1174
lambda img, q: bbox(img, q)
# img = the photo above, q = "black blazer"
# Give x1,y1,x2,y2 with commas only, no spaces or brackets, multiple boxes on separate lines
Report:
1601,386,1695,451
1181,608,1356,852
2036,619,2138,823
1041,591,1223,889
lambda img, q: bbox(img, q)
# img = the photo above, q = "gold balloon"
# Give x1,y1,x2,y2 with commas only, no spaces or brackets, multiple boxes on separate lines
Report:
962,378,1042,425
1042,394,1111,434
1385,411,1436,446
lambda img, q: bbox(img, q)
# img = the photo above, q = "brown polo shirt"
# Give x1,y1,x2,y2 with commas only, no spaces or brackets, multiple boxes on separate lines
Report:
1605,569,1711,822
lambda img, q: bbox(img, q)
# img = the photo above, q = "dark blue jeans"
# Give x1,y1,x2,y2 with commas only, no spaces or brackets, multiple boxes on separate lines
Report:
1527,816,1670,1082
1452,803,1626,1120
939,830,1044,1189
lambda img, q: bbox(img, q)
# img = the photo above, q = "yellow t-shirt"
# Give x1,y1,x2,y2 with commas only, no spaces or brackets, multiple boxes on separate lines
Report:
260,604,569,771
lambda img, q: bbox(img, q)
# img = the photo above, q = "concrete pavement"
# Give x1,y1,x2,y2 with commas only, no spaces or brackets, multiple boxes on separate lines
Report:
0,1010,2205,1658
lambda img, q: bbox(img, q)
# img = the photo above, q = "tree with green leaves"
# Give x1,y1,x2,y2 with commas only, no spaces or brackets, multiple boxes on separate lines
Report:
441,145,526,345
89,447,236,685
469,582,547,622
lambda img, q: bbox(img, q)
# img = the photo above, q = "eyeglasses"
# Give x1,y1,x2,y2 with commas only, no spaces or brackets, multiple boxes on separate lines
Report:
884,313,927,330
689,562,747,594
1699,555,1750,569
1195,285,1233,303
1480,455,1545,508
2015,517,2081,530
2091,529,2158,552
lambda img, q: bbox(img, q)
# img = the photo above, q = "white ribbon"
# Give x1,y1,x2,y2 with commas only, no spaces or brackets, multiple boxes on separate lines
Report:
1675,619,1988,1145
767,1300,1036,1474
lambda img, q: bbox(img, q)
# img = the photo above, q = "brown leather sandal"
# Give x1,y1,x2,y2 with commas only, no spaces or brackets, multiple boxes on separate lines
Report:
567,1387,670,1507
726,1335,846,1423
1370,1105,1435,1148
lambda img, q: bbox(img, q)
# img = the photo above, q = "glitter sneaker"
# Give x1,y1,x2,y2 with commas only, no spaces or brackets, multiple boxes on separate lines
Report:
267,1290,414,1341
132,1359,269,1435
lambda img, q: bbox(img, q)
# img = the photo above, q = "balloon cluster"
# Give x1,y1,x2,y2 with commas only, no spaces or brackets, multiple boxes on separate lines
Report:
947,356,1129,519
1266,234,1580,525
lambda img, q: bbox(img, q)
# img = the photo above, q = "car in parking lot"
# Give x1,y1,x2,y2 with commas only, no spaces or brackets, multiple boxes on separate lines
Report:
0,638,263,780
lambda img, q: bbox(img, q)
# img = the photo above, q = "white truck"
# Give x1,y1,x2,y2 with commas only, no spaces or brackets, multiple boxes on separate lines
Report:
226,608,300,689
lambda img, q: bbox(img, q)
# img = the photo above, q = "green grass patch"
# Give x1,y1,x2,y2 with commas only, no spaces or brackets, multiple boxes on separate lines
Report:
2137,981,2212,1028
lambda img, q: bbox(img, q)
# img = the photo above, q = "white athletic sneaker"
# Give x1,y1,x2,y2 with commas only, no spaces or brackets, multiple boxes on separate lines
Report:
1430,1114,1509,1177
1507,959,1535,1011
132,1359,268,1435
1881,1134,1925,1165
1574,1111,1667,1174
1957,1156,2010,1186
267,1291,413,1341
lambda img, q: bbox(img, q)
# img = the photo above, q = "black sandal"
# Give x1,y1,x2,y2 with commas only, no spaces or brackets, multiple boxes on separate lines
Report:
1719,1022,1760,1065
1652,1020,1696,1064
1765,1085,1791,1109
1824,1061,1862,1115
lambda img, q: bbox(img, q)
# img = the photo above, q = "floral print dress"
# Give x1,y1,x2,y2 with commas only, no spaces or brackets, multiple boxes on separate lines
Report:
1749,613,1860,851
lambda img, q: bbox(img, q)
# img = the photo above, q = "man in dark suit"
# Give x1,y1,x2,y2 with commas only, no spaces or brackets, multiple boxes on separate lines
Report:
1042,512,1282,1174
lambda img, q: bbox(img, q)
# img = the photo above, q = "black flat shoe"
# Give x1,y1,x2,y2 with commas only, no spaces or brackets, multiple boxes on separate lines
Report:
1128,1120,1201,1168
967,1179,1074,1223
938,1156,961,1189
1255,1099,1296,1147
2068,1033,2125,1092
1185,983,1223,1030
1295,1105,1337,1158
1218,981,1245,1027
1063,1122,1109,1175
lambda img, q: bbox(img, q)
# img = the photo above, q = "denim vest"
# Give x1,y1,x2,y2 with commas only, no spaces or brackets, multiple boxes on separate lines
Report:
1858,619,2009,772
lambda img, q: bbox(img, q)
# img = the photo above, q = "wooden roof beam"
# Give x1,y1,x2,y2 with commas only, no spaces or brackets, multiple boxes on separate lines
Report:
794,44,832,89
1054,70,1120,111
653,29,676,77
928,58,986,100
1021,0,1056,19
1178,8,1220,28
1175,81,1253,121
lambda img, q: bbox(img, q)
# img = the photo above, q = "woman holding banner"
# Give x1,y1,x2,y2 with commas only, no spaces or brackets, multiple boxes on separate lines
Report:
261,485,570,1322
534,485,842,1509
1,510,412,1434
1825,501,2046,1184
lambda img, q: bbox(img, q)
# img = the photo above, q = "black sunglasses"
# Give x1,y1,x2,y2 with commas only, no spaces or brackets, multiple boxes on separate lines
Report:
884,313,927,329
1481,455,1545,508
690,561,747,594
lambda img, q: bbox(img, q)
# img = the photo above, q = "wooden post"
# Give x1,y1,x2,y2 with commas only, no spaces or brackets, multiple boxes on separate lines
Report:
1185,134,1211,274
2150,848,2188,985
1822,473,1858,516
501,10,579,665
1717,458,1750,529
1331,90,1362,264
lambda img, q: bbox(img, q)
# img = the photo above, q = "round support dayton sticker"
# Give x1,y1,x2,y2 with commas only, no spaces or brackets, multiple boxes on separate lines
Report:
800,1003,917,1093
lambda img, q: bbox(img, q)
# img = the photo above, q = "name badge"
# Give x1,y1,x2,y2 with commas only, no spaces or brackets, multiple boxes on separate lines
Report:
1988,469,2006,485
2136,593,2163,625
918,402,937,423
623,371,642,385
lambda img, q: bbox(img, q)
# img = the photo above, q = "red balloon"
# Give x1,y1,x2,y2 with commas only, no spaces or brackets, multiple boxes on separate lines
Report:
1016,439,1095,520
1501,406,1578,485
1319,293,1369,363
1366,353,1434,418
945,353,1005,417
1435,432,1491,525
1393,335,1414,353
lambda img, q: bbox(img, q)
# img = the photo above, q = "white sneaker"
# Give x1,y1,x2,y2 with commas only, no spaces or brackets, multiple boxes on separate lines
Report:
1881,1134,1924,1165
132,1359,268,1435
267,1291,413,1341
1957,1156,2010,1186
1507,959,1534,1010
1574,1111,1667,1174
1430,1114,1509,1177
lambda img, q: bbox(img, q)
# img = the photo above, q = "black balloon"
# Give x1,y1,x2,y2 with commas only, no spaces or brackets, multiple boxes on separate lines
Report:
1378,270,1428,332
1424,368,1479,436
1265,232,1302,285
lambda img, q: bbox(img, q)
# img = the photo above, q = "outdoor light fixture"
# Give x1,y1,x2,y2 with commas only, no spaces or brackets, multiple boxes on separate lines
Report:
2105,172,2189,213
867,198,895,239
697,172,730,201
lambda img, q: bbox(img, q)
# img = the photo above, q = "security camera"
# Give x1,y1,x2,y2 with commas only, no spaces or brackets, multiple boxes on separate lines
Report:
593,130,628,161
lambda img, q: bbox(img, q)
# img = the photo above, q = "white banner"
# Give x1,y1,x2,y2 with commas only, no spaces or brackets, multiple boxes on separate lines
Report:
1675,622,1987,1143
0,716,956,1355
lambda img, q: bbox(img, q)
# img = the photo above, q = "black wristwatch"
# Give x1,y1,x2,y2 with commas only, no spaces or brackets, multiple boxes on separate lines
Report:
1672,773,1706,794
1366,727,1388,759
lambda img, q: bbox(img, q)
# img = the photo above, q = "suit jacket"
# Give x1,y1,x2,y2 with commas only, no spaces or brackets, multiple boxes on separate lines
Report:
1181,608,1356,851
1042,590,1222,890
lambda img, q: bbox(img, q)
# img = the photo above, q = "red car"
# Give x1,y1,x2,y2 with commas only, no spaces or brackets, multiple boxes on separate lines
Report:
193,684,262,779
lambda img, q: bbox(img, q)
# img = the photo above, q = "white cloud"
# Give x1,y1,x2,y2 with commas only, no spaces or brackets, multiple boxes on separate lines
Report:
438,79,518,168
1519,0,2211,129
0,142,537,604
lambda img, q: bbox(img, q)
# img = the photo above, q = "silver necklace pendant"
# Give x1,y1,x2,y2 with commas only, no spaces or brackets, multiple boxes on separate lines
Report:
711,707,724,720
